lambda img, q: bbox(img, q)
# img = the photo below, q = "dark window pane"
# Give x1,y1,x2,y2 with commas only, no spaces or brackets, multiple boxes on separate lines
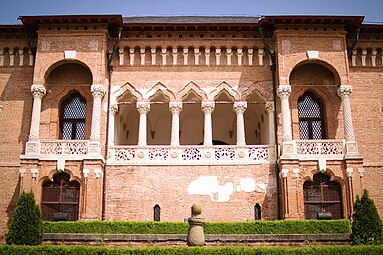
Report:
60,93,86,140
298,92,325,140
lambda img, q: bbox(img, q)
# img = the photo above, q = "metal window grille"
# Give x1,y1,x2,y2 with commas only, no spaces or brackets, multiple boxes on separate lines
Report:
41,173,80,221
61,93,86,140
298,92,325,140
154,204,161,221
303,173,342,219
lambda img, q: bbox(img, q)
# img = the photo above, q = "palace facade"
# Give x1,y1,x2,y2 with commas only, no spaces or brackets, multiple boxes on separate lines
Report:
1,14,383,236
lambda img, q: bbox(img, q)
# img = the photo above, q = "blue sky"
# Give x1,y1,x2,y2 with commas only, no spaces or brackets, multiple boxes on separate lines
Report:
1,0,382,24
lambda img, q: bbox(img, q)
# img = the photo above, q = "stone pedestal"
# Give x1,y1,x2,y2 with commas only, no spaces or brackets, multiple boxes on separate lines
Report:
187,204,205,246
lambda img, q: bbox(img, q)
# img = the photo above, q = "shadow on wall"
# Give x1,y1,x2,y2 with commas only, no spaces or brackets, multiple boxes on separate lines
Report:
6,177,20,228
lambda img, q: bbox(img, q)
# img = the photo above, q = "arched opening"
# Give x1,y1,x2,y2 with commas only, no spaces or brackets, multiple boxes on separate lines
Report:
148,91,171,145
60,92,87,140
290,63,339,86
245,92,266,145
154,204,161,221
254,203,261,220
213,90,235,145
46,62,92,86
115,91,138,145
180,90,203,145
303,172,343,219
41,172,80,221
298,91,326,139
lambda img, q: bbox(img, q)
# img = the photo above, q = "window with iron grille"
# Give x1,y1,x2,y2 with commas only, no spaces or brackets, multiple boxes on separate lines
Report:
41,173,80,221
298,92,325,140
303,173,342,219
154,204,161,221
60,92,86,140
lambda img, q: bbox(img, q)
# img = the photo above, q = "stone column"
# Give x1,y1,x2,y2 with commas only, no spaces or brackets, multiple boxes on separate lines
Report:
169,102,182,146
226,48,232,66
361,49,367,66
183,48,189,65
9,49,14,66
205,48,210,66
233,102,247,146
277,85,292,142
351,50,357,67
194,48,200,65
118,48,124,65
137,102,150,146
258,48,264,66
337,85,359,156
215,48,221,65
90,85,106,142
108,103,118,146
201,102,215,146
265,101,275,145
372,49,377,67
18,49,24,66
0,49,4,66
248,49,253,66
129,48,135,66
140,48,146,65
161,48,167,65
237,48,243,66
151,48,156,65
28,50,33,66
26,85,46,155
172,48,178,65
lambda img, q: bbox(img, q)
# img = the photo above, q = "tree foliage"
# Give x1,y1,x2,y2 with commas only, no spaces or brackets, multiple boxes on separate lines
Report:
351,189,383,245
6,192,43,245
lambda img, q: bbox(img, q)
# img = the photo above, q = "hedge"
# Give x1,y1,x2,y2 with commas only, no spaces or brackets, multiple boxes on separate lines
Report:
43,220,350,234
1,245,383,255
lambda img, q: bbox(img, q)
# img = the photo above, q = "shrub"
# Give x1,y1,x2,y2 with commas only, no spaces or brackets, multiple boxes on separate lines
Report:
5,192,43,245
351,189,383,245
43,219,350,234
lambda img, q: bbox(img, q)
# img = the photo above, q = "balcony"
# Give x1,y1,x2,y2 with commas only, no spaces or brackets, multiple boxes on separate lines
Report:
282,140,346,160
108,145,276,165
21,139,102,161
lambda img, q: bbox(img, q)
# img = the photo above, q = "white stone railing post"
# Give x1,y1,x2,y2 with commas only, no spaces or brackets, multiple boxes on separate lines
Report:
265,101,275,145
137,102,150,146
201,102,215,146
337,85,359,156
233,102,247,146
90,85,105,142
169,102,182,146
108,103,118,146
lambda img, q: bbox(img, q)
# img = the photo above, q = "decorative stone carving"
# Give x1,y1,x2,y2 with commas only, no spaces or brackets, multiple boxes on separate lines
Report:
31,84,46,97
277,84,291,98
91,84,106,98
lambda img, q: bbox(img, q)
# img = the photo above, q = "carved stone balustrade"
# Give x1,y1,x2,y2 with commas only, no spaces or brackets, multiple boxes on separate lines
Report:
108,145,276,165
282,140,346,160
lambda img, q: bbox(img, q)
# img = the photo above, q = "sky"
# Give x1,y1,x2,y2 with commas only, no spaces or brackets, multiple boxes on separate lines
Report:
0,0,382,24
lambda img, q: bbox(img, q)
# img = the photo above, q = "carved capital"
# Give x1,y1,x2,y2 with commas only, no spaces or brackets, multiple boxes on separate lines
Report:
337,85,353,97
169,102,183,113
136,102,150,114
91,84,106,98
110,103,119,114
201,102,215,114
233,101,247,114
277,85,291,98
265,101,274,112
31,84,46,98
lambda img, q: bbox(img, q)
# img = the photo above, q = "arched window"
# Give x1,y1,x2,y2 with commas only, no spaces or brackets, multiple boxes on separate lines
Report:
154,204,161,221
254,203,261,220
303,173,342,219
298,92,325,140
41,172,80,221
60,92,87,140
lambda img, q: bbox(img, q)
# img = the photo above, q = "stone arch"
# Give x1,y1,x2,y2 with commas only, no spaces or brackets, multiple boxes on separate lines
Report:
289,60,341,86
208,81,240,100
144,82,175,101
44,60,93,86
241,81,272,102
114,82,143,102
176,81,207,101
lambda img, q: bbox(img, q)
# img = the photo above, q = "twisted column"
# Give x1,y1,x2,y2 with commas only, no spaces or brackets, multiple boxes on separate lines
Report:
137,102,150,146
201,102,215,146
90,85,105,141
28,85,46,141
233,102,247,146
337,85,355,142
277,85,292,141
169,102,182,146
265,101,275,144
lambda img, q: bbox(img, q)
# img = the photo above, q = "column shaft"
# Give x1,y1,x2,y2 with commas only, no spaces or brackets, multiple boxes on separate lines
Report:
338,85,355,141
90,85,105,141
202,102,215,146
137,102,150,146
234,102,247,146
170,102,182,146
277,85,292,141
28,85,46,141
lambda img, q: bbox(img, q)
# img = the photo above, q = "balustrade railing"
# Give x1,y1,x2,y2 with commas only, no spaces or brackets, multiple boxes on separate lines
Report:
294,140,345,160
109,145,276,165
